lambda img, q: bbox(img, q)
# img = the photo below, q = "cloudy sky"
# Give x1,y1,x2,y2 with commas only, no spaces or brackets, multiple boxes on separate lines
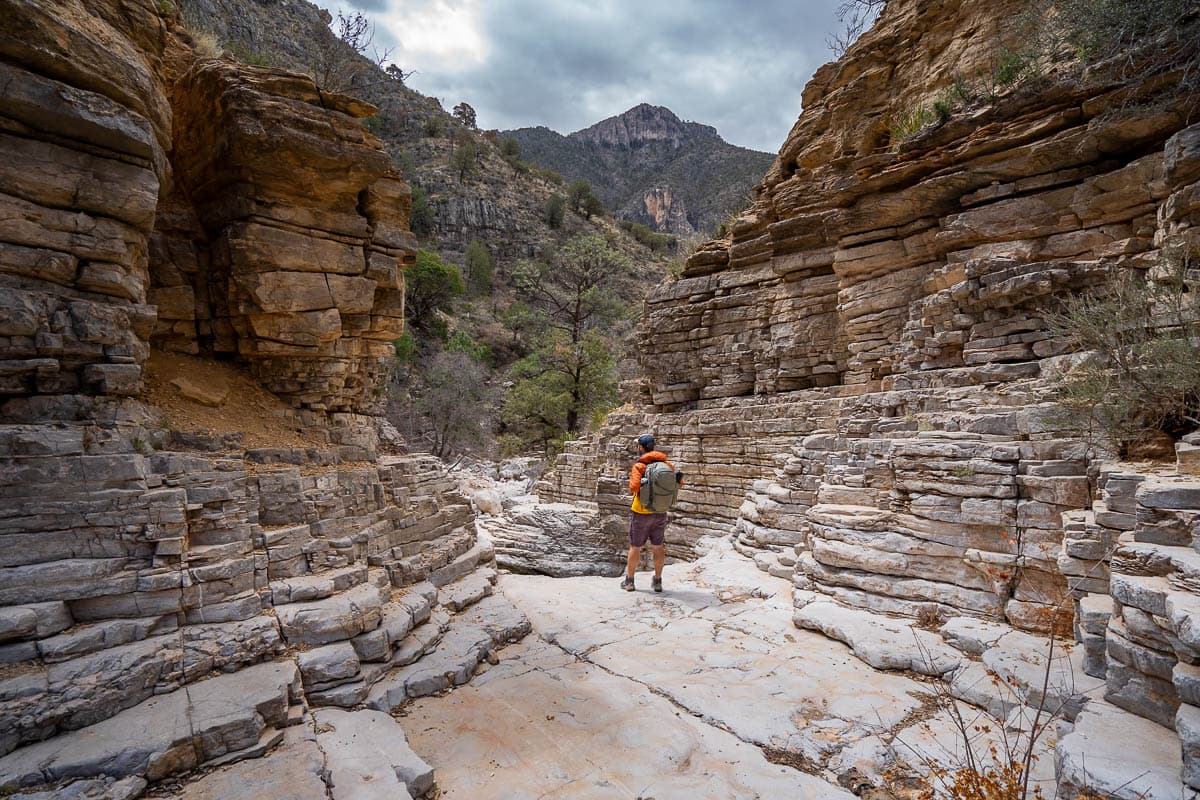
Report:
323,0,847,153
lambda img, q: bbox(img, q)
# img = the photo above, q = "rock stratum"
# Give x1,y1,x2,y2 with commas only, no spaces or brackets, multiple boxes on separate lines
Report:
527,0,1200,795
0,1,526,797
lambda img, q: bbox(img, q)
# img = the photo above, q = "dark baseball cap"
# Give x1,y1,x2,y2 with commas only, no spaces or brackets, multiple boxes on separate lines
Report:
637,434,656,450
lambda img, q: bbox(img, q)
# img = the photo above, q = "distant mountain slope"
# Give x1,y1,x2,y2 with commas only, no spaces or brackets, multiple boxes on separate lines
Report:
504,104,774,235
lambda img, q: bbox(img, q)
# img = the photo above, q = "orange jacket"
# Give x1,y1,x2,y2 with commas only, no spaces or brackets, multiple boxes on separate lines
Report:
629,451,681,514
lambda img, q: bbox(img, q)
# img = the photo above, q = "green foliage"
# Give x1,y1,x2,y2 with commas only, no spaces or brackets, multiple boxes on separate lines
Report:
423,115,447,138
391,148,416,178
499,138,522,160
887,106,937,147
532,166,564,186
446,330,493,364
993,48,1032,87
450,135,480,182
225,41,272,67
502,235,633,451
409,186,434,238
1046,252,1200,457
619,221,677,253
502,332,618,453
362,115,382,135
392,332,416,364
567,180,604,219
405,249,464,336
464,240,493,296
452,102,477,129
543,195,566,229
157,0,175,15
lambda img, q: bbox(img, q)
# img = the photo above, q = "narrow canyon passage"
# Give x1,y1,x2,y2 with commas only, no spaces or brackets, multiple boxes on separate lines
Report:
402,541,1051,799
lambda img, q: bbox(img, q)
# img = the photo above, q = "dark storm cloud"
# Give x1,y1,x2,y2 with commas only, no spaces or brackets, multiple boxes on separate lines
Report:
340,0,848,152
343,0,389,12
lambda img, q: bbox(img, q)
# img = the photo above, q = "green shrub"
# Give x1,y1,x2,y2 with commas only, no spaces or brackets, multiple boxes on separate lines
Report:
393,332,416,364
446,330,493,365
225,42,272,67
464,239,493,296
887,106,937,146
1046,251,1200,456
544,195,566,229
409,186,435,238
392,148,416,178
498,138,521,160
424,115,447,138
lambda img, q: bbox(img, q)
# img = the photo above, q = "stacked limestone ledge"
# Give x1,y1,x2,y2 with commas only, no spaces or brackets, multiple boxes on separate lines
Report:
0,1,527,797
533,0,1200,795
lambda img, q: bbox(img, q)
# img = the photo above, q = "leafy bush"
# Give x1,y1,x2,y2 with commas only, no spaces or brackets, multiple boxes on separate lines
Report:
498,138,521,160
1031,0,1199,94
1046,253,1200,457
450,135,479,181
887,106,937,147
446,330,493,365
409,186,434,238
464,240,493,296
567,180,604,219
619,220,677,253
423,115,447,138
544,195,566,229
405,249,464,337
532,166,564,186
391,148,416,178
392,332,416,364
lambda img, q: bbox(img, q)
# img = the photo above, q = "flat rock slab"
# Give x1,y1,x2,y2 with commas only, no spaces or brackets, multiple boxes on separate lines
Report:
793,597,961,676
10,776,146,800
405,542,1032,795
1056,699,1199,799
313,708,430,799
170,731,329,800
404,637,854,799
0,660,298,789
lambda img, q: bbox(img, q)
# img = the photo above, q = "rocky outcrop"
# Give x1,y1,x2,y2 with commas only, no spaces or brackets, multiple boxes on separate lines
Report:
638,186,695,236
0,1,527,796
1,0,413,415
504,105,774,234
164,60,414,413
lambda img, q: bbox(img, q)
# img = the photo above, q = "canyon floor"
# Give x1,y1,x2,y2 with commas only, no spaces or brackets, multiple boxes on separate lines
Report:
401,539,1058,799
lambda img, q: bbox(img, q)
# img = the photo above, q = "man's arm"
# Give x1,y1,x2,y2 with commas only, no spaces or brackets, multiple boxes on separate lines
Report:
629,462,646,495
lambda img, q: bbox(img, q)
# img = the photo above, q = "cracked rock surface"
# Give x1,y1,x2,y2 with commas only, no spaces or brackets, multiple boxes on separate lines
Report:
403,539,1050,798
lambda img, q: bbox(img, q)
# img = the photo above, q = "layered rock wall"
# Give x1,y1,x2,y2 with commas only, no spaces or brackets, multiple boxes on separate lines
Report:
542,0,1200,624
0,2,526,795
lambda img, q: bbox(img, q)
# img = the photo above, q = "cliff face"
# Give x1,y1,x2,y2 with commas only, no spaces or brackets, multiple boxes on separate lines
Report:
504,104,774,235
1,0,412,414
0,1,524,792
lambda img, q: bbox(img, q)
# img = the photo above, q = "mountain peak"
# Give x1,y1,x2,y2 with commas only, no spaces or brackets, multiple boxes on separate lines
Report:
569,103,718,149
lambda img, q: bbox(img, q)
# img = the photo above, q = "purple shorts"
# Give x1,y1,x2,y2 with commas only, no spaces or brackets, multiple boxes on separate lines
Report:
629,513,668,547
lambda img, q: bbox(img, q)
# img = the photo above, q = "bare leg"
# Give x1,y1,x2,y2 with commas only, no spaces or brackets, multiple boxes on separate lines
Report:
651,544,665,578
626,546,642,579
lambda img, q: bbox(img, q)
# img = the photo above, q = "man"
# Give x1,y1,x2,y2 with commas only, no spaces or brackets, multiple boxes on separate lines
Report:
622,434,683,592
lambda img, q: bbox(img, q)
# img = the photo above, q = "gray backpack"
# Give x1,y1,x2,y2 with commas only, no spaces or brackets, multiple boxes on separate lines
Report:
638,461,679,512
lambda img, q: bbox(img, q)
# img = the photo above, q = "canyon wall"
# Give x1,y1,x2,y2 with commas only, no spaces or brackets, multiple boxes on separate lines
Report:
0,2,523,795
537,0,1200,791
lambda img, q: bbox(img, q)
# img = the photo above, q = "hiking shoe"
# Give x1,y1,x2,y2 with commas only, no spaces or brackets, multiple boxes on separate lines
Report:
652,576,663,593
621,575,635,591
